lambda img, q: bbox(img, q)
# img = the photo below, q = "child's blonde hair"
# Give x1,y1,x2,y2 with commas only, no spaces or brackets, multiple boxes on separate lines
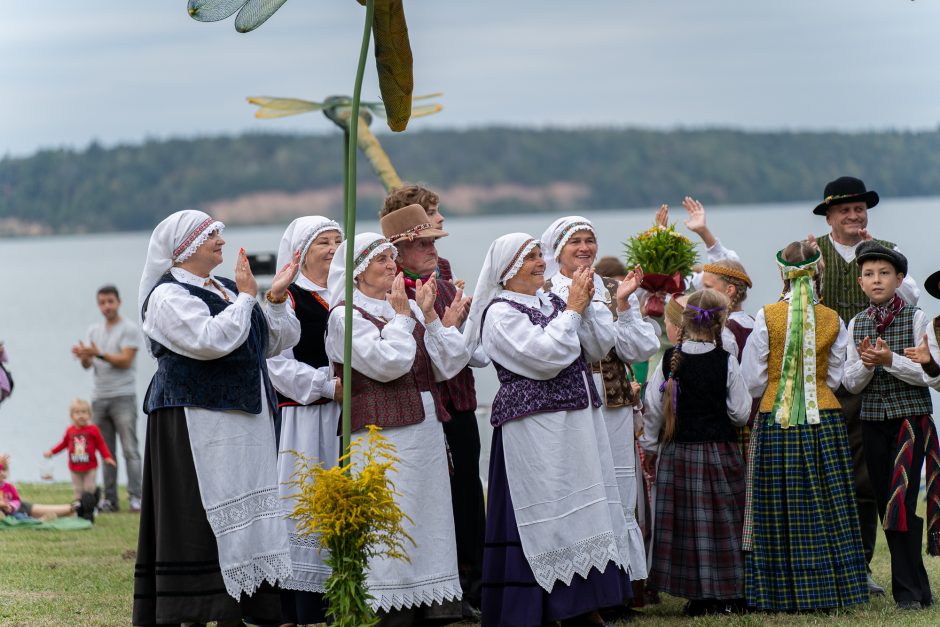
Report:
661,288,729,443
70,398,91,415
703,258,751,310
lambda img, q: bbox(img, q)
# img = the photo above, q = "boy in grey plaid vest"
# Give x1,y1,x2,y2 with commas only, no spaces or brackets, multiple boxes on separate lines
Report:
842,242,934,610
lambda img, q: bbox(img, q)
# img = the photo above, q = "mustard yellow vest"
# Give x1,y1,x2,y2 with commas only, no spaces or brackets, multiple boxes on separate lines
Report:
759,301,841,413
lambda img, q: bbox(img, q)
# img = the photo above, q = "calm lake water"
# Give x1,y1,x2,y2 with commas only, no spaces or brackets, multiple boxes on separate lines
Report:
2,197,938,482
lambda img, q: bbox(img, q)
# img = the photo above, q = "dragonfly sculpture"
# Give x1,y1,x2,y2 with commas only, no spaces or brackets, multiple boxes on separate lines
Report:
247,93,443,191
187,0,414,131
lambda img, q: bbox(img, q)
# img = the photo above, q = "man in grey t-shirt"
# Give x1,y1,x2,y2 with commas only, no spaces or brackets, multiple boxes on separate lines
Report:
71,285,143,512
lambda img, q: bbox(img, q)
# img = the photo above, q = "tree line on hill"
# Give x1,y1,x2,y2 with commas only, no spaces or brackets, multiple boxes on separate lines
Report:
2,127,939,235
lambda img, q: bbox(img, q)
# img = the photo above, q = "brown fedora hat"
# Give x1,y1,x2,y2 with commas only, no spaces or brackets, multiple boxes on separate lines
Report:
381,204,448,244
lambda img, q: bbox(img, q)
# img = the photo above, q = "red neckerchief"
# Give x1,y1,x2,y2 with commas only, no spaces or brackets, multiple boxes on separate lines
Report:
866,293,904,336
398,266,433,290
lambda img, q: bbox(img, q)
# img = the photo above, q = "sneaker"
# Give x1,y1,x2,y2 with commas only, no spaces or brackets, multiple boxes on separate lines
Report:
97,498,116,513
129,496,142,513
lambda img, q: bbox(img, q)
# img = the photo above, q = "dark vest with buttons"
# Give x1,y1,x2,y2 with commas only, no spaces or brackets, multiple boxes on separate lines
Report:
276,283,331,408
851,304,933,421
661,346,737,443
817,234,896,324
483,293,602,427
142,273,278,417
333,303,451,433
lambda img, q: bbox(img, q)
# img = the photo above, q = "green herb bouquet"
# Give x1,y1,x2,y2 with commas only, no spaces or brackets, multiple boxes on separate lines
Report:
624,223,699,317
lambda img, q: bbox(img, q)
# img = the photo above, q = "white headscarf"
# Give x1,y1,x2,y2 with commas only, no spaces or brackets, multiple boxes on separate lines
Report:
327,232,397,307
276,216,343,272
539,215,596,281
464,233,540,353
138,210,225,323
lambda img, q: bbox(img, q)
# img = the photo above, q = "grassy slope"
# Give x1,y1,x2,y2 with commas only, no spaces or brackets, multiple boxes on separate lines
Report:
2,483,939,626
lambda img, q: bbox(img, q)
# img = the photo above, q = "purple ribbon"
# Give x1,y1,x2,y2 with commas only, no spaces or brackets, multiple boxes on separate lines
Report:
686,303,724,325
659,375,680,410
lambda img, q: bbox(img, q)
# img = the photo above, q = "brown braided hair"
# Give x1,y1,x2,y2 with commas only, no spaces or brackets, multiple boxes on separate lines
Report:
661,289,730,443
779,240,825,300
705,258,750,310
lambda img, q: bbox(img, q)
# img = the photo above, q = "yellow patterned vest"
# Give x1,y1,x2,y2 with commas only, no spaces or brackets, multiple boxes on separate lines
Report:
759,300,841,413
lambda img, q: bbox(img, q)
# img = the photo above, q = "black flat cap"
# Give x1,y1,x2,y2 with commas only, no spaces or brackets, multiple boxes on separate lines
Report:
855,241,907,276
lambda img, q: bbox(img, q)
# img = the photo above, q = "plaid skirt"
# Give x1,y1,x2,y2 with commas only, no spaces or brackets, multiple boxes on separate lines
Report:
745,410,868,611
648,441,745,600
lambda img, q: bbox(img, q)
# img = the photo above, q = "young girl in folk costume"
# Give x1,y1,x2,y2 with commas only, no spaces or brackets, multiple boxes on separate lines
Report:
740,241,868,611
700,259,758,460
468,233,633,627
325,233,468,624
641,288,751,616
540,215,660,590
267,216,344,625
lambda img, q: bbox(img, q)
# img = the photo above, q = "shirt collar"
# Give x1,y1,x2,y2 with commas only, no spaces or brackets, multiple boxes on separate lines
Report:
680,340,717,355
353,289,395,318
170,266,218,288
295,274,327,294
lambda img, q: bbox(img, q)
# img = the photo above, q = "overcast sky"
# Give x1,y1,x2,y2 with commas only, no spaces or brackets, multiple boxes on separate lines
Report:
2,1,939,157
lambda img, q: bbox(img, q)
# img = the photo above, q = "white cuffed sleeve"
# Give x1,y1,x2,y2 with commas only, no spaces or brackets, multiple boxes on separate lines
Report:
326,308,417,382
482,302,584,380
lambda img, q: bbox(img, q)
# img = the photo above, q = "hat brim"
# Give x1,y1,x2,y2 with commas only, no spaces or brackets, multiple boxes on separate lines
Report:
925,270,940,301
813,190,879,216
855,249,907,276
389,227,449,244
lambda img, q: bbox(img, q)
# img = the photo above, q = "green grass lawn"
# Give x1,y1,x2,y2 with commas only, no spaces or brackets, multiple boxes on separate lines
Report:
2,483,940,626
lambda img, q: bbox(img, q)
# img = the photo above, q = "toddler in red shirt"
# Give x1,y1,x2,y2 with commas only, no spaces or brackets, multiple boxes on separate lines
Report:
45,398,116,500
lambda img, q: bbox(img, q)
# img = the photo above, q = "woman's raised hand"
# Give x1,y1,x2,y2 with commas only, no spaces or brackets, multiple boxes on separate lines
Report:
415,277,439,322
388,273,411,316
235,248,258,298
616,265,644,309
654,204,669,227
269,250,301,301
566,266,595,315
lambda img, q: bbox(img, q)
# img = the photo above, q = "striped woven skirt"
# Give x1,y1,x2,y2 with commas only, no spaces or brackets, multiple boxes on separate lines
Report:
648,440,746,600
745,410,868,611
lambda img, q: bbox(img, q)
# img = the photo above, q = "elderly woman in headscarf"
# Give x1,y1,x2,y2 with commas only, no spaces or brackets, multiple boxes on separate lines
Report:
266,216,344,625
134,210,301,627
539,217,659,587
324,233,469,625
466,233,633,627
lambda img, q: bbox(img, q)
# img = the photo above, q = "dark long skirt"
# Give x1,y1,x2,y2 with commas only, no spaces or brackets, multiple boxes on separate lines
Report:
133,407,282,626
648,440,746,600
482,427,632,626
745,410,868,611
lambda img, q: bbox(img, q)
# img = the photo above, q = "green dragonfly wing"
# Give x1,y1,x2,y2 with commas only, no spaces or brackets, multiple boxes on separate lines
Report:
187,0,249,22
235,0,289,33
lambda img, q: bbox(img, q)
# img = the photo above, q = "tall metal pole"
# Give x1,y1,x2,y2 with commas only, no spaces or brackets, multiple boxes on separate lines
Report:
341,0,375,456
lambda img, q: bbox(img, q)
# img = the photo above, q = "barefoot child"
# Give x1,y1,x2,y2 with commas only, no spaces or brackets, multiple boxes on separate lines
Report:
641,288,751,616
843,242,937,610
742,241,868,611
45,399,116,502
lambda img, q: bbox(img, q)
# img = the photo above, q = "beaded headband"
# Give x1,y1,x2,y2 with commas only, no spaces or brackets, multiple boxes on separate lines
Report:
702,263,752,288
388,222,433,242
552,221,594,252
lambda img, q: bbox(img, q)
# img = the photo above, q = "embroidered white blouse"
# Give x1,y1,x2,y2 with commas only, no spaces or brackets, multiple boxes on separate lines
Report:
142,267,300,360
325,290,471,383
267,274,336,403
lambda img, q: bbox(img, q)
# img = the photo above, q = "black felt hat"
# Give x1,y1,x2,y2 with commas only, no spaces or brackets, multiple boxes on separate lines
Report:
855,241,907,276
813,176,880,216
924,270,940,301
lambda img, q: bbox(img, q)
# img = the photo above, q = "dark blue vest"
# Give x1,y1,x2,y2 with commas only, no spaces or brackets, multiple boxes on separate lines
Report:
142,273,278,418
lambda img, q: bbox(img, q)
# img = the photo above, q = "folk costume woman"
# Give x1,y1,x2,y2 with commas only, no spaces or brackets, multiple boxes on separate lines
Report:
134,210,301,626
740,241,868,611
640,289,751,615
540,216,656,583
467,233,633,627
325,233,467,623
267,216,344,624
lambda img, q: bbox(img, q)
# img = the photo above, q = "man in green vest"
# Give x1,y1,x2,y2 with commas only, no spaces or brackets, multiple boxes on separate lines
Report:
809,176,921,597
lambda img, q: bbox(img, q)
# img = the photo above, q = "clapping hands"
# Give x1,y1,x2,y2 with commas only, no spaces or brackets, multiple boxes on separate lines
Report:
858,336,893,369
442,286,472,328
566,266,595,315
235,248,258,298
616,265,644,310
388,273,411,316
904,334,933,365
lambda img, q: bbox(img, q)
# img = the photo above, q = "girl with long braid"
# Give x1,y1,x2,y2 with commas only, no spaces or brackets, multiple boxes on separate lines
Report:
740,241,868,611
640,288,752,616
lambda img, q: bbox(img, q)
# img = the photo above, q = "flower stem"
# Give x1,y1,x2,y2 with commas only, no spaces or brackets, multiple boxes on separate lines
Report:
342,0,376,458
